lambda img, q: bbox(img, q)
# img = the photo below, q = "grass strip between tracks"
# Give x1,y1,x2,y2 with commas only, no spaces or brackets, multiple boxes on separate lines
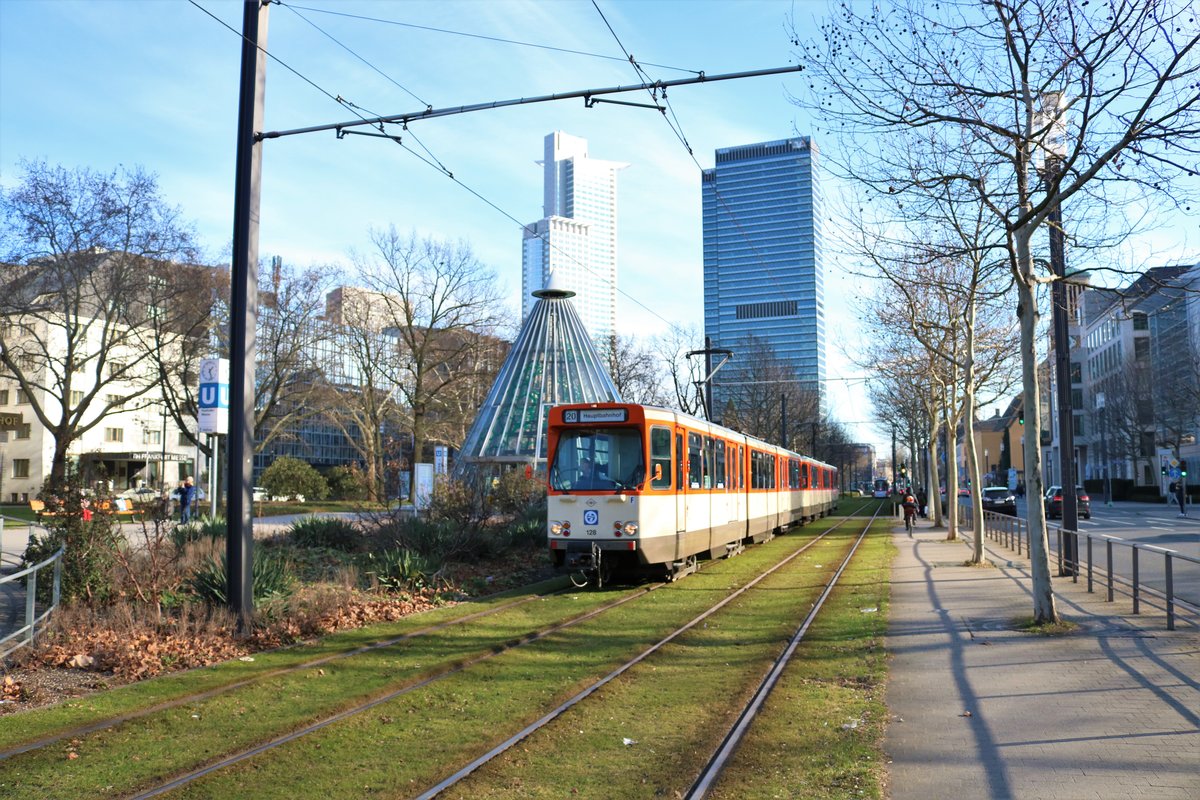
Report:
432,519,880,799
703,516,893,799
0,578,570,756
88,523,838,798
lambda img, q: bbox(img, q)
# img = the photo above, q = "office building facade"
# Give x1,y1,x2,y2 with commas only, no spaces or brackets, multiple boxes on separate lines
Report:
702,137,826,419
522,131,627,347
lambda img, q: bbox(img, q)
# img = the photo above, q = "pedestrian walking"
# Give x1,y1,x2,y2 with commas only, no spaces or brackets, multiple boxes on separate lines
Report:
177,476,197,524
1174,480,1186,517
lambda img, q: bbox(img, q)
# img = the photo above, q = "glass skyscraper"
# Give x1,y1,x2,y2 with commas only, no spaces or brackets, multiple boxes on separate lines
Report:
522,131,627,347
702,137,826,417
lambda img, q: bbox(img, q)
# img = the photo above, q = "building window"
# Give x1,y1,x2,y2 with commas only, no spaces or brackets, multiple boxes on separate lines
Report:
1070,362,1082,384
105,427,124,443
107,394,125,410
143,429,162,445
1072,415,1084,437
178,431,192,447
1134,338,1150,360
735,300,799,320
15,388,30,404
1071,389,1083,410
107,361,126,380
1132,312,1148,331
70,390,85,407
0,389,7,405
14,423,30,440
12,459,30,478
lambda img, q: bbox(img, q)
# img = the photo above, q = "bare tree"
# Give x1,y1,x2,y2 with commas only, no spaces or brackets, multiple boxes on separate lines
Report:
793,0,1200,622
604,333,668,406
652,324,709,417
353,228,507,499
718,334,821,449
0,161,198,487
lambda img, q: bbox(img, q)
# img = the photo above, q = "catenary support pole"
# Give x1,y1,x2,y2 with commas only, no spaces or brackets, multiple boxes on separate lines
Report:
1048,169,1078,575
227,0,269,625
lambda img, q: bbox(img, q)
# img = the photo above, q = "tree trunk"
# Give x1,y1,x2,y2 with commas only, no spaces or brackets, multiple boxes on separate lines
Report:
962,298,986,564
927,413,943,528
1015,227,1059,624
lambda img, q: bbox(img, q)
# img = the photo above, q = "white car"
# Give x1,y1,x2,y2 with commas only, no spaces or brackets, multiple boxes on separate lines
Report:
252,487,304,502
118,487,159,501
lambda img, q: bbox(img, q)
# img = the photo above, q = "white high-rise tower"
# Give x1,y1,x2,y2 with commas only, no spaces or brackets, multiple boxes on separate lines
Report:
522,131,627,346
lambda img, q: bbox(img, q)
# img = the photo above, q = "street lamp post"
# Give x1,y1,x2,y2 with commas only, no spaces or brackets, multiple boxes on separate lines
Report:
1040,91,1078,575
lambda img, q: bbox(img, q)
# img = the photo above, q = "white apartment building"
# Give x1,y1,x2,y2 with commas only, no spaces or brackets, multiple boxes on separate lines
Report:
1,315,198,502
521,131,627,347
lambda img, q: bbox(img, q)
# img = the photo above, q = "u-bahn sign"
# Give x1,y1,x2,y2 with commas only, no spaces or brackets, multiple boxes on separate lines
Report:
198,357,229,434
0,412,23,431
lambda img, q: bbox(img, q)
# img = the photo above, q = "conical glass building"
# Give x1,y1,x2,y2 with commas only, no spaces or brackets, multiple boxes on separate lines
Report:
459,274,621,472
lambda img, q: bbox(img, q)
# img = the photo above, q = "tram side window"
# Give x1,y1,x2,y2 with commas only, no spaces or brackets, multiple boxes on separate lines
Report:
688,432,703,488
789,459,800,489
704,436,715,488
715,440,726,489
650,426,672,489
769,456,777,489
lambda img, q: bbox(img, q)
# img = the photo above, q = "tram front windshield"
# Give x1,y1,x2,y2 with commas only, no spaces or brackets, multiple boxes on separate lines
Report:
550,428,645,491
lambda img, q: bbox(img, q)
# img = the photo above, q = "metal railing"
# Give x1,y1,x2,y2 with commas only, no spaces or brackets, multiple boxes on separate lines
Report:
960,504,1199,631
0,516,64,657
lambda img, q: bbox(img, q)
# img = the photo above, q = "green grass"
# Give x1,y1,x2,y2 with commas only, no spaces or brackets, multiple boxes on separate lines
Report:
434,523,876,799
705,520,893,799
1,517,891,799
0,579,567,753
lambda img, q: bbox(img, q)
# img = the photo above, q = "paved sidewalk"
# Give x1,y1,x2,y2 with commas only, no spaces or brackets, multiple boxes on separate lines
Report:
885,522,1200,800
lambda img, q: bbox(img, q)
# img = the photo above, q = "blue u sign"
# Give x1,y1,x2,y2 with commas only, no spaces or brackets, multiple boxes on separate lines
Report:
199,383,230,409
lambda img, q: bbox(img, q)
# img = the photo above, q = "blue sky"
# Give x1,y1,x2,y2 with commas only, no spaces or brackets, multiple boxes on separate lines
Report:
0,0,901,451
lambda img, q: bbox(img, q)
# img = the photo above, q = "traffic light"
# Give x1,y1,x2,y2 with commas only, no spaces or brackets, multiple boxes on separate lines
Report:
1018,412,1024,425
1162,465,1169,476
1182,460,1189,477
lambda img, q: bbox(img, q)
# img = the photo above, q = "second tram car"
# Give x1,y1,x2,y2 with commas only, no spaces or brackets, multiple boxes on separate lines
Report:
546,403,839,583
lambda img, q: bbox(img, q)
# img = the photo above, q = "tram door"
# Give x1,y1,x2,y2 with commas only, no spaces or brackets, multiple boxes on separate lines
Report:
675,429,686,560
734,444,746,534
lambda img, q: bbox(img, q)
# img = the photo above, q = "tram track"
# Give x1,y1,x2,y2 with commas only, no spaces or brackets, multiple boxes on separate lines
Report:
421,508,880,799
0,589,558,762
4,506,886,799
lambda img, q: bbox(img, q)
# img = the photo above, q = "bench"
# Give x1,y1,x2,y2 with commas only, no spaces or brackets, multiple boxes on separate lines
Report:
29,499,59,520
97,498,142,522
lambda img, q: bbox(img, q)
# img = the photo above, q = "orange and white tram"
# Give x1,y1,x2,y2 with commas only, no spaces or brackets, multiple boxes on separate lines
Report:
546,403,839,582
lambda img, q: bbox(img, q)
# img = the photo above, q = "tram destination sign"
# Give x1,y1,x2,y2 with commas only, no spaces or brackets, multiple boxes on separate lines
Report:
563,408,628,424
0,412,23,431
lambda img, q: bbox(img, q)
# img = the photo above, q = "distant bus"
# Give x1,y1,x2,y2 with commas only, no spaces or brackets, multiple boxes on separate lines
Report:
873,478,890,498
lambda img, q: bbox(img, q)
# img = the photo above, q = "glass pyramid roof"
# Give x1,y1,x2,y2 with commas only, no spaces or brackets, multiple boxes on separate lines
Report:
459,274,622,467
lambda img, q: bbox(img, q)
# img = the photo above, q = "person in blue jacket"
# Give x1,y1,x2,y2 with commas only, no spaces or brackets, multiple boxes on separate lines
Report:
177,476,197,524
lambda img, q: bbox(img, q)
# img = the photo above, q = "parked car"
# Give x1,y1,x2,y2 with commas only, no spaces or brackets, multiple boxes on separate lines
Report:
252,487,305,503
118,486,159,502
1044,485,1091,519
980,486,1017,516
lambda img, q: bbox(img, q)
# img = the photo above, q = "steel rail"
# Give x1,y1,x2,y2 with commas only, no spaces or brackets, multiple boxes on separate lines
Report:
688,511,877,798
415,511,868,799
128,585,657,799
0,589,552,762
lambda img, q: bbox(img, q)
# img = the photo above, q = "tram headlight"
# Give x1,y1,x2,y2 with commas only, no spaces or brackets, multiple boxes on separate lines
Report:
550,521,568,536
622,522,639,537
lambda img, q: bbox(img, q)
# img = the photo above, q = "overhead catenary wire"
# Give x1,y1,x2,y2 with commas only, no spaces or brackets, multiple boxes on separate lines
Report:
281,1,703,76
589,1,835,393
191,0,807,339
